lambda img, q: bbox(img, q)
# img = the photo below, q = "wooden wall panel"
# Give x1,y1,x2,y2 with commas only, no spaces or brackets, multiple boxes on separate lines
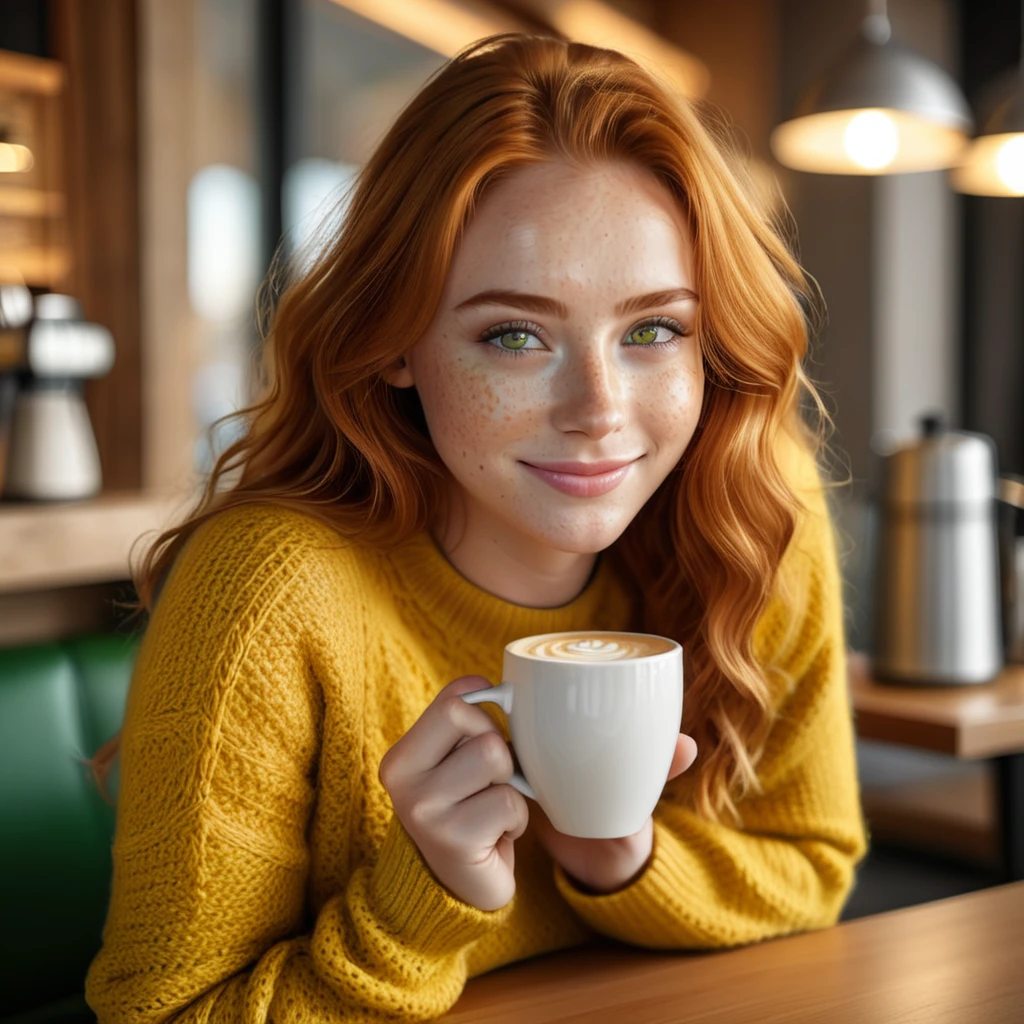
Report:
51,0,142,492
137,0,200,494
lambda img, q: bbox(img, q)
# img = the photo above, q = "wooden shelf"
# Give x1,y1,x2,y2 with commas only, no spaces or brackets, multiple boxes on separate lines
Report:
0,490,191,593
0,245,71,287
850,651,1024,759
0,187,66,217
0,580,130,647
0,50,64,96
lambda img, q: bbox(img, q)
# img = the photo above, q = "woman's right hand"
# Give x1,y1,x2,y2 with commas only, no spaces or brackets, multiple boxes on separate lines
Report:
377,675,530,912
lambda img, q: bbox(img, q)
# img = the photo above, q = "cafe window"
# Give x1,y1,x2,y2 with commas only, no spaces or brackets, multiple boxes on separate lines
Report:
284,1,444,265
188,0,261,476
186,0,450,474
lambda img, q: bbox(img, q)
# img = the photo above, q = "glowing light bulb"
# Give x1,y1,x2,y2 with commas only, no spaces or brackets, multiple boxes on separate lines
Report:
995,135,1024,195
843,110,899,171
0,143,34,173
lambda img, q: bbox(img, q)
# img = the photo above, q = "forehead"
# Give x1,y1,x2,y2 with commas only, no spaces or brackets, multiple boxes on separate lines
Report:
446,160,695,298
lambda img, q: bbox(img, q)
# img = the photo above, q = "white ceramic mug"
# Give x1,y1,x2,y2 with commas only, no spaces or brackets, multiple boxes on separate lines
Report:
460,630,683,838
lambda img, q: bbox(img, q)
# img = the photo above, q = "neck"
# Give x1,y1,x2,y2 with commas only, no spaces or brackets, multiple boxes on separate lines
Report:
432,497,599,609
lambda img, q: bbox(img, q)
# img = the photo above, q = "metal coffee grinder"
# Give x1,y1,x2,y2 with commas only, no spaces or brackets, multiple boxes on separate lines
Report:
2,291,115,501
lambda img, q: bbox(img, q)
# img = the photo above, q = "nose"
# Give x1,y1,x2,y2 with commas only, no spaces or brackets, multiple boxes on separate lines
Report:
549,347,628,439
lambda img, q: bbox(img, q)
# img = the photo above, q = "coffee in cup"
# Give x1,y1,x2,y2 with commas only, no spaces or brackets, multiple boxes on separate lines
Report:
508,631,676,661
460,630,683,838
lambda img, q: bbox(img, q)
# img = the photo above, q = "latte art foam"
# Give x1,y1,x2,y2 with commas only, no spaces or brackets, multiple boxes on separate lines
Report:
512,631,675,662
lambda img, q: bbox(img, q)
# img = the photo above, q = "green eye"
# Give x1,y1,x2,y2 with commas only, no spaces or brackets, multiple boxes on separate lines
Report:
629,325,659,345
500,331,530,350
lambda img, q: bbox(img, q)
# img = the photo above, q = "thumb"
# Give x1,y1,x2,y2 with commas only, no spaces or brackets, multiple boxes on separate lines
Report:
667,733,698,781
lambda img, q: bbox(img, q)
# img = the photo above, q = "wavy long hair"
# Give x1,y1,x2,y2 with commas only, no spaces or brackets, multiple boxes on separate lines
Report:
89,32,831,825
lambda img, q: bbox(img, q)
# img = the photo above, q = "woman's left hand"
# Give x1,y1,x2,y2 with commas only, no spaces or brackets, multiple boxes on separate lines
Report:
529,733,698,894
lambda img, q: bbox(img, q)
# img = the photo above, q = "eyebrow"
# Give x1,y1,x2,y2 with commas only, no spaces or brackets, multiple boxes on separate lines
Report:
452,287,699,319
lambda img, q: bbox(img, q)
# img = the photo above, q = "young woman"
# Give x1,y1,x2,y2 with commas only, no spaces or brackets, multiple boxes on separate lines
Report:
85,33,867,1023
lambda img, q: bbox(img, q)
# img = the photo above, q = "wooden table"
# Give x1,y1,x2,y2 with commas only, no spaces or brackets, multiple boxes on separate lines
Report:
442,882,1023,1023
848,653,1024,880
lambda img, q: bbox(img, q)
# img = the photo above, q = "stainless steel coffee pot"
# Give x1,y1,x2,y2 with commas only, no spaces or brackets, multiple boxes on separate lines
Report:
871,415,1022,685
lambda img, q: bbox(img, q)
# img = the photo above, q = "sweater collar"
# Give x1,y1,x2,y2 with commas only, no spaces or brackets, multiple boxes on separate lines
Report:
384,529,624,645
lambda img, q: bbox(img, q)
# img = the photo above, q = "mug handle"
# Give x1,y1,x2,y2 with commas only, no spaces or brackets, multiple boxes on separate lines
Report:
459,682,537,801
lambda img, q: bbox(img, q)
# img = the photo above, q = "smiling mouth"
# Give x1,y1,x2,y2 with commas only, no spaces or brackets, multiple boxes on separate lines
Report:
519,457,641,498
521,458,640,476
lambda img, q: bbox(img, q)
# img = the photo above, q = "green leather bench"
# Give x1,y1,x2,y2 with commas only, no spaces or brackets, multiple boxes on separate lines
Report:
1,633,140,1023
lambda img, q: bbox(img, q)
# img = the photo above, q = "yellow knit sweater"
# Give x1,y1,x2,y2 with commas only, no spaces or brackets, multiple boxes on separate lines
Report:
86,463,867,1022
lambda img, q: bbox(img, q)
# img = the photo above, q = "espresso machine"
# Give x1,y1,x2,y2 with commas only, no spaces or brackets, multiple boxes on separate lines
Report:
0,287,115,501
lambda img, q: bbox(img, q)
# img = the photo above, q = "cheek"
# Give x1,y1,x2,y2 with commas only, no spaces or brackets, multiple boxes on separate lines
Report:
415,349,546,461
640,365,704,442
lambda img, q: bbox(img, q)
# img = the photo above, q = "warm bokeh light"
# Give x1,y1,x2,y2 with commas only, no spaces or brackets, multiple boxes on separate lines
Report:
326,0,518,58
771,107,967,174
995,134,1024,192
0,143,34,173
951,132,1024,195
843,110,899,170
328,0,709,99
549,0,709,98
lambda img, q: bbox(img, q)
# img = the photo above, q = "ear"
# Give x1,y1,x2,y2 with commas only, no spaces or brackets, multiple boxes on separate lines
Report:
382,354,415,389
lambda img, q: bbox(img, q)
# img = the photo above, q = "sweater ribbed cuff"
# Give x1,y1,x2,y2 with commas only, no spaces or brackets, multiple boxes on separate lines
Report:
369,815,513,954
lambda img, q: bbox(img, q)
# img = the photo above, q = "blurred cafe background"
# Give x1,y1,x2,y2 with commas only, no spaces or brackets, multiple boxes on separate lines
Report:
1,0,1023,1012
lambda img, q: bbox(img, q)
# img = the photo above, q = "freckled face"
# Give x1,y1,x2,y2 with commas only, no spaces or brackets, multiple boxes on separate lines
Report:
399,159,704,557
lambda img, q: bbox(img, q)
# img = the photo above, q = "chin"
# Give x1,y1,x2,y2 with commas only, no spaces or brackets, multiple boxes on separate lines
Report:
524,513,633,556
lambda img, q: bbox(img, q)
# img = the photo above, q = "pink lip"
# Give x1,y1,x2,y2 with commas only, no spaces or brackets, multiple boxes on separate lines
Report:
520,457,641,497
523,459,640,476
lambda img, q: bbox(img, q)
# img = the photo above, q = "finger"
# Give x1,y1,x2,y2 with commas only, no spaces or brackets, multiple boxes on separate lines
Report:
667,734,699,781
385,676,500,779
425,729,516,807
447,782,530,850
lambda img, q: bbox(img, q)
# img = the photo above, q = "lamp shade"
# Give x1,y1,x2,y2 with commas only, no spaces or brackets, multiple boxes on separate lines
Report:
951,76,1024,196
771,20,973,175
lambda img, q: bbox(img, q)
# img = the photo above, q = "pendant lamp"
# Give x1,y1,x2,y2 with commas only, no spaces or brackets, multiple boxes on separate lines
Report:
771,0,973,175
951,2,1024,196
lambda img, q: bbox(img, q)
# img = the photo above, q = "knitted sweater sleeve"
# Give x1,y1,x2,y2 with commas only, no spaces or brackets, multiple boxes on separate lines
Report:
551,461,869,949
85,508,511,1023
